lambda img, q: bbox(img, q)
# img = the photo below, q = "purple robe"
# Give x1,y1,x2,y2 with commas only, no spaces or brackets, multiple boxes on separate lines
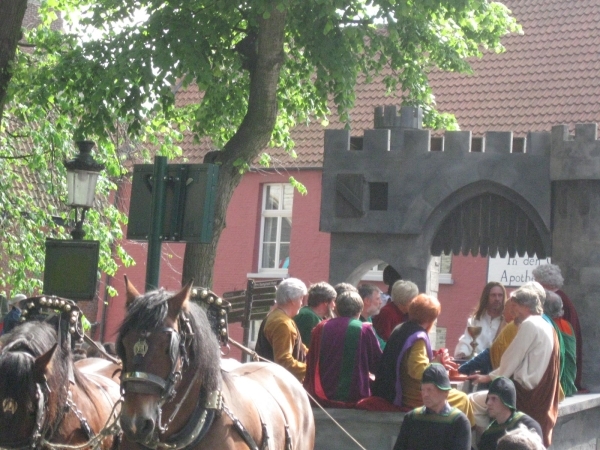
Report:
313,317,382,402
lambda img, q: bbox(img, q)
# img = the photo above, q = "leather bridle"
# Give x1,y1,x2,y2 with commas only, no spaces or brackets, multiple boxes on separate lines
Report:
120,314,195,435
0,358,61,450
118,291,280,450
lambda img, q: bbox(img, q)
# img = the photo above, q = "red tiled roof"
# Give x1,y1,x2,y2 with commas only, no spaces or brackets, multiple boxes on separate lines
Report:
177,0,600,168
429,0,600,136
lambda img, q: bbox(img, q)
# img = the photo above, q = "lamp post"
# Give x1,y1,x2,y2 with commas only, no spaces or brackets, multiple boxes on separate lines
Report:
64,140,105,240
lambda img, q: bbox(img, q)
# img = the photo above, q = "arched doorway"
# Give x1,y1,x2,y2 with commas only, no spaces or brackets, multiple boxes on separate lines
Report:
425,186,551,351
431,193,548,259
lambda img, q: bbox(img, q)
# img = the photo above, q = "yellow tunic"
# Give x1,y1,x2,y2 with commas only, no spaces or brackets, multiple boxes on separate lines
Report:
400,339,475,425
261,308,308,381
490,321,518,369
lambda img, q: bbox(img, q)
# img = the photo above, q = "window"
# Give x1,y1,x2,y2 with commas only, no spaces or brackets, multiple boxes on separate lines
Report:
258,184,293,273
369,182,388,211
439,253,453,284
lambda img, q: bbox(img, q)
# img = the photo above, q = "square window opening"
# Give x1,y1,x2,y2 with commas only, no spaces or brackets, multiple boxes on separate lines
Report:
369,182,388,211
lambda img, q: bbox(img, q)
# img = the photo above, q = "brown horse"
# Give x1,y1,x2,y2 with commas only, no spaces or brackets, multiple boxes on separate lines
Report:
117,279,315,449
0,319,121,449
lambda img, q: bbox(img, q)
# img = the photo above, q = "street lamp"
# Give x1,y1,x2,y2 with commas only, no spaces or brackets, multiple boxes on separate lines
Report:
64,140,105,240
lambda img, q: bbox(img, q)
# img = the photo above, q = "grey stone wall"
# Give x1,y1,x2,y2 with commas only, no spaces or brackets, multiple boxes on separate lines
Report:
312,394,600,450
551,124,600,391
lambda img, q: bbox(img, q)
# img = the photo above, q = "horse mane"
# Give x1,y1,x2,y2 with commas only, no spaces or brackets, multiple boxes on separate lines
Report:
117,288,222,393
0,322,74,426
1,321,93,391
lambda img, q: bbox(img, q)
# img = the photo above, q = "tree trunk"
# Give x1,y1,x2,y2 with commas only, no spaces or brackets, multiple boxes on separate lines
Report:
182,166,240,288
182,7,287,290
0,0,27,121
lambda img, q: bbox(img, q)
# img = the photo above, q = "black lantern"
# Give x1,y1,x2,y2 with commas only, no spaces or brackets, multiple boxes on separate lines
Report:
64,140,105,239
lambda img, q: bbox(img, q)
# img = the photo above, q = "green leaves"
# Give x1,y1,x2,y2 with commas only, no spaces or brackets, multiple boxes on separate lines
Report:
289,176,307,195
0,0,518,293
22,0,518,159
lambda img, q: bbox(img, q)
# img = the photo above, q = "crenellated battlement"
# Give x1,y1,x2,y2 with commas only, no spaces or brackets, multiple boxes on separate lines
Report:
325,127,553,156
374,105,423,129
320,106,600,240
326,106,600,160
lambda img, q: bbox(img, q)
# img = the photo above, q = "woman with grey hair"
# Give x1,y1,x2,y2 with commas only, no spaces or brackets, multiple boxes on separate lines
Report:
532,264,563,289
532,263,584,391
544,290,577,396
276,277,308,305
255,278,308,381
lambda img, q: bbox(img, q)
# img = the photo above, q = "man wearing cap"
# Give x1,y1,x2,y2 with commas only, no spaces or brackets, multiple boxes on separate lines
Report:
2,294,26,335
479,377,543,450
393,363,471,450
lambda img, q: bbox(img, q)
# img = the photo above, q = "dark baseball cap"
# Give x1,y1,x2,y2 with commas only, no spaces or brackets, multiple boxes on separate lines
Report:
488,377,517,410
422,363,451,391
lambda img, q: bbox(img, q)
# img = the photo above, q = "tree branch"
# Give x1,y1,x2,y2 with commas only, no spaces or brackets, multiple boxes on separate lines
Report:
221,7,288,165
0,149,52,160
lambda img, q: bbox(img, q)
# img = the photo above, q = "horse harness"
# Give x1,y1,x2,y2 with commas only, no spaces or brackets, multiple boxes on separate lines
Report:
120,313,293,450
0,296,122,450
0,360,94,450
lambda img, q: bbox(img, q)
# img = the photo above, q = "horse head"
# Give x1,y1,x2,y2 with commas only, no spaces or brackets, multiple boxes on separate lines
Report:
118,277,207,445
0,328,59,448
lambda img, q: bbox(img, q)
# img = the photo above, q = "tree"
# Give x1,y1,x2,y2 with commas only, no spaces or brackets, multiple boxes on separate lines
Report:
0,1,184,297
0,0,28,120
24,0,519,288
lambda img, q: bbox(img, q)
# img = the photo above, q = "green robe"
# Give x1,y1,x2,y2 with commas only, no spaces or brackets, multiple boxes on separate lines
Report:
293,306,321,347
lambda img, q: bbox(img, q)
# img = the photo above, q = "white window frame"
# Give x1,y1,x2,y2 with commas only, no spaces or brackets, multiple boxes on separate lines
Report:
254,183,293,278
439,253,453,284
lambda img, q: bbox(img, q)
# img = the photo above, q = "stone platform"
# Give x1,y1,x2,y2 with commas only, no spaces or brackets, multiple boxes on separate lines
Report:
312,394,600,450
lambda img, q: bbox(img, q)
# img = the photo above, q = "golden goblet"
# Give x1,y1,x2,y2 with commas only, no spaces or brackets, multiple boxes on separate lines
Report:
467,326,482,357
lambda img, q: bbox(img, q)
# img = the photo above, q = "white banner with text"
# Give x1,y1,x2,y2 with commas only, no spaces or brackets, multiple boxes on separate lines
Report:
487,255,552,287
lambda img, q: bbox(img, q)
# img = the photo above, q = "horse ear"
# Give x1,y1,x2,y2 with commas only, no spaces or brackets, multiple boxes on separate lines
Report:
168,280,194,320
33,344,57,383
124,275,141,308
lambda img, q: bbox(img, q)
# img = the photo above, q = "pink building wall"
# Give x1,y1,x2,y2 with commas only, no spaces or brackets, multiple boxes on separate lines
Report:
102,169,330,357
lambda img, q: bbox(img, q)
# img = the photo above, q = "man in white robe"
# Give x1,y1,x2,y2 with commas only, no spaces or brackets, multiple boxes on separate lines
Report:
455,282,505,358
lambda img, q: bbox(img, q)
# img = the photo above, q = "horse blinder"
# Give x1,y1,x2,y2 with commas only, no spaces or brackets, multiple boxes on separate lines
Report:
121,326,186,404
